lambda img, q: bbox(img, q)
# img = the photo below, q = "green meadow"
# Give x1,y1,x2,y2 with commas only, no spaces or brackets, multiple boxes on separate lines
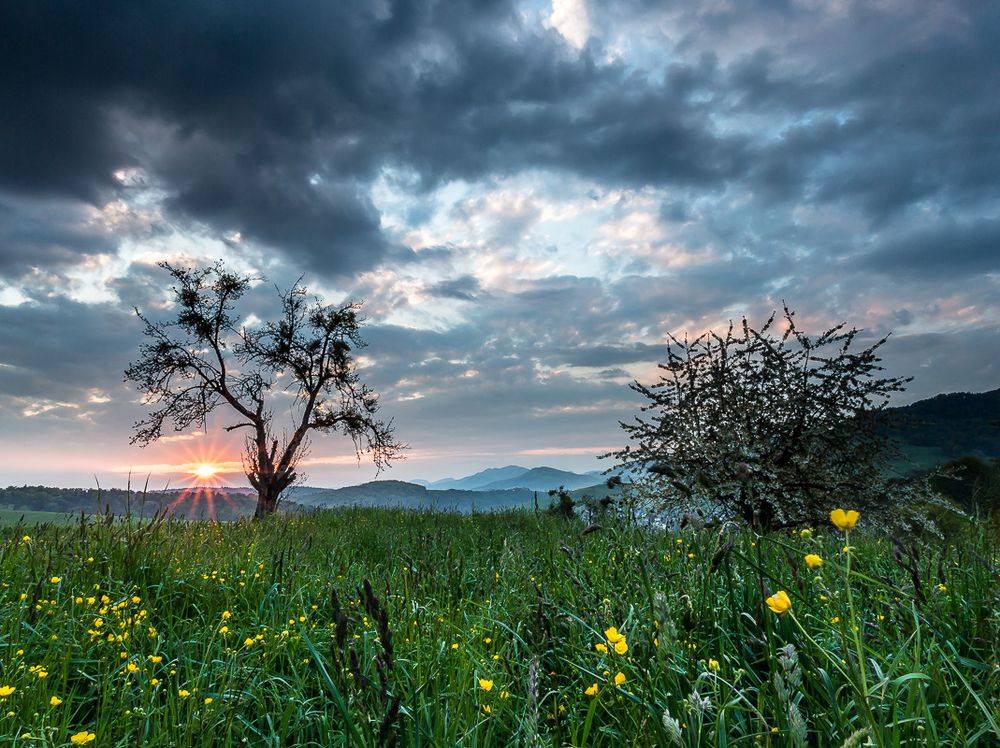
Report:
0,508,997,746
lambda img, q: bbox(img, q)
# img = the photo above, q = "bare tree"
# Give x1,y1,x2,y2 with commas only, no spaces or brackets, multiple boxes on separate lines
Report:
124,262,404,518
609,306,912,531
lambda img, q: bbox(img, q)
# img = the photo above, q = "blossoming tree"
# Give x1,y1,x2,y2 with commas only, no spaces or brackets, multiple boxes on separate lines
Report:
610,305,914,530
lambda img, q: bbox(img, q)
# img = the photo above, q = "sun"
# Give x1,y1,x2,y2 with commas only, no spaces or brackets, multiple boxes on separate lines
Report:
191,464,220,480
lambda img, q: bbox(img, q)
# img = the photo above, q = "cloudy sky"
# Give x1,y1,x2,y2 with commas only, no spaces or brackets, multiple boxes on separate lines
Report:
0,0,998,489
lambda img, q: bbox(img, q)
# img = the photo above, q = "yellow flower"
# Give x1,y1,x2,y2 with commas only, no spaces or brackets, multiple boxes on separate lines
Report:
478,678,494,691
70,733,96,745
614,639,628,655
451,643,459,650
0,686,14,697
148,655,162,664
604,626,625,644
21,535,30,543
765,590,792,615
204,697,213,705
244,638,254,647
614,671,626,687
829,508,859,531
150,678,159,686
50,695,63,706
219,626,229,634
126,663,139,673
481,704,491,714
221,610,232,619
804,554,823,569
594,643,608,653
50,576,61,584
799,528,813,538
707,658,720,671
584,683,598,696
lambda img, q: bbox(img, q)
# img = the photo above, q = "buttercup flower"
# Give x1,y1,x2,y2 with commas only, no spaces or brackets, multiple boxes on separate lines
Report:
0,686,14,697
614,671,626,687
604,626,625,644
766,590,792,615
584,683,598,696
829,509,859,531
804,554,823,569
478,678,494,692
70,732,96,745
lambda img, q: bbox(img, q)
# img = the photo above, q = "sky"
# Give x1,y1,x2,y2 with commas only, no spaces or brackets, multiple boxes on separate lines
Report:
0,0,998,489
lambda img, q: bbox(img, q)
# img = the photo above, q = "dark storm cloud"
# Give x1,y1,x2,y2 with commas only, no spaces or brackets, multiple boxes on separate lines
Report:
425,275,485,301
862,219,1000,279
3,0,999,279
0,196,112,277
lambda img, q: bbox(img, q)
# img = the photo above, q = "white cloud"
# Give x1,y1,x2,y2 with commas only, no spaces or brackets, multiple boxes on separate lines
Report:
546,0,591,49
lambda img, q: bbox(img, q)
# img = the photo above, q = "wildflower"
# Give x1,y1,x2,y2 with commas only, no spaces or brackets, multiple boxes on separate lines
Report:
614,672,626,687
126,663,139,673
595,643,608,653
585,683,598,696
50,696,63,706
204,697,213,705
21,535,30,543
483,637,492,645
148,655,162,664
219,626,229,634
150,678,159,686
482,704,491,714
765,590,792,615
804,554,823,569
178,689,191,698
707,658,720,671
604,626,625,644
244,638,254,647
70,733,96,745
499,690,509,699
479,678,494,691
451,643,459,650
829,509,859,531
937,584,947,593
221,610,232,620
51,576,61,584
0,686,14,697
614,639,628,655
799,528,813,539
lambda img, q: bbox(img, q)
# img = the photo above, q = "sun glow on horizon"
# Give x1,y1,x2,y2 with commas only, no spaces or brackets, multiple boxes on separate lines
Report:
191,463,221,480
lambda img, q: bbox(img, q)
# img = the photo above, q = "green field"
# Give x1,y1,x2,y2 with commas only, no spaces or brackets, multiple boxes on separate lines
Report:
0,508,997,746
0,509,79,527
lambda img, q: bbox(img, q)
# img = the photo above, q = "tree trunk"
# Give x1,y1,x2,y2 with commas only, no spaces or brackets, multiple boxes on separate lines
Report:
253,487,281,519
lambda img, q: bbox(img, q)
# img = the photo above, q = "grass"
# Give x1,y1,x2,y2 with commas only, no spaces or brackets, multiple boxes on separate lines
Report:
0,507,997,746
0,509,78,527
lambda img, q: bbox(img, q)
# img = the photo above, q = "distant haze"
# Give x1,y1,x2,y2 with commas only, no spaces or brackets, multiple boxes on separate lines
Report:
0,1,998,489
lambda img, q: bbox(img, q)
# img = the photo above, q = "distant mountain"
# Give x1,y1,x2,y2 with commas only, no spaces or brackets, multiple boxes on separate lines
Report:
886,387,1000,469
479,466,602,491
285,480,534,513
423,465,530,491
